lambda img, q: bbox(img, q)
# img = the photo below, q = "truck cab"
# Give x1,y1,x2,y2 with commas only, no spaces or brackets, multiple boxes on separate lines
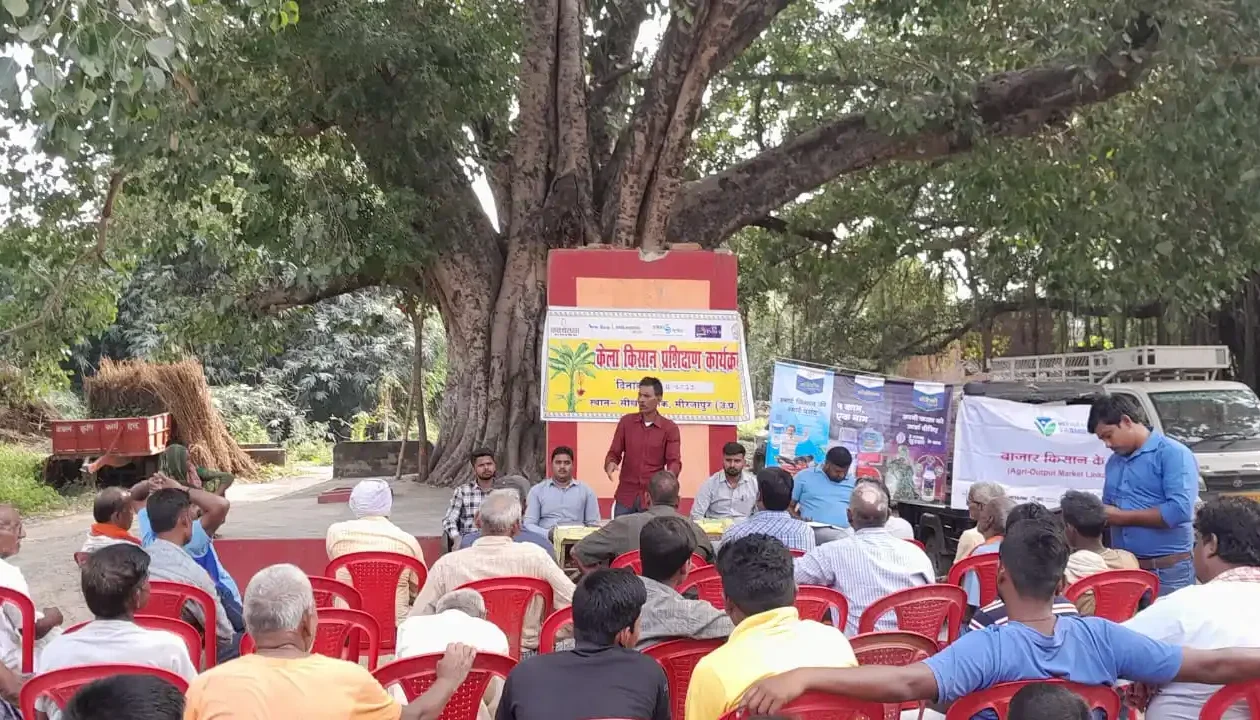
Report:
1104,380,1260,502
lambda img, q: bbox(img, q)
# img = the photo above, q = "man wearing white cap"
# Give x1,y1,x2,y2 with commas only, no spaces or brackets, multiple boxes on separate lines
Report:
326,479,426,624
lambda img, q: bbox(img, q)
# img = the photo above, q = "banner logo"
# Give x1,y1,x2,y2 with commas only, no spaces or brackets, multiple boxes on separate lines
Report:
694,324,722,339
1034,417,1059,437
795,374,825,395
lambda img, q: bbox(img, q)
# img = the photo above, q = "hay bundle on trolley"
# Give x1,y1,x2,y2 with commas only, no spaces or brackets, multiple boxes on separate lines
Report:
86,358,257,477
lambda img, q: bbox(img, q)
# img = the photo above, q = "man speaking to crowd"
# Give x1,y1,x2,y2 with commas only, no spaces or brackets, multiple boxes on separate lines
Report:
605,377,682,517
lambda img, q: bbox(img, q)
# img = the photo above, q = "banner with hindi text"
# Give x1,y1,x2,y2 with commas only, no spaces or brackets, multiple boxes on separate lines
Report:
540,307,753,423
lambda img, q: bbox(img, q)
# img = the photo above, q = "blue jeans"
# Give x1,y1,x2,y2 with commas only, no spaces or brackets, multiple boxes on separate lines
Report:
614,498,645,517
1153,557,1196,596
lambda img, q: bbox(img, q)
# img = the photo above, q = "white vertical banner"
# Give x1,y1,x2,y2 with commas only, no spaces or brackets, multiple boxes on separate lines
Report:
950,396,1111,510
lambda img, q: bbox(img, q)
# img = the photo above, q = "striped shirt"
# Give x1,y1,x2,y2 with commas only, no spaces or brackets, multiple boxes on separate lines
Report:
326,516,427,626
793,527,936,635
721,510,816,553
442,481,490,539
968,596,1080,633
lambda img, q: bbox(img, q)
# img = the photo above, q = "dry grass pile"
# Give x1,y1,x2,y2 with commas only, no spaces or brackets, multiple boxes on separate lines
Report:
86,358,257,476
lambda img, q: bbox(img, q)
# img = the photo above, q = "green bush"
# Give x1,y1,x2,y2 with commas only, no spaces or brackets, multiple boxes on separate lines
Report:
285,421,333,464
0,445,63,514
227,415,271,445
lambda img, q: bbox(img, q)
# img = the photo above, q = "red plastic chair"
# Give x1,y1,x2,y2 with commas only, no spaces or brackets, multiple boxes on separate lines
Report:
240,608,382,668
64,615,204,669
905,538,927,551
611,550,707,574
540,606,573,653
73,552,90,567
0,587,36,674
373,651,516,720
789,548,807,558
644,637,725,720
19,663,191,718
1064,569,1160,622
678,564,726,609
309,575,364,609
139,580,218,668
326,551,428,652
718,690,888,719
1201,679,1260,720
455,577,555,660
947,553,1001,607
851,630,939,666
795,585,849,627
857,584,967,647
944,680,1121,720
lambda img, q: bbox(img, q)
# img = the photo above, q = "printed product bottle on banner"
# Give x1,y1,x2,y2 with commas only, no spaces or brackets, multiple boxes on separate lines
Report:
920,468,937,501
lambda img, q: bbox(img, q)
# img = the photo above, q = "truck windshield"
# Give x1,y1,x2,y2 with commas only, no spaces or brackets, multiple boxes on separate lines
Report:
1148,389,1260,445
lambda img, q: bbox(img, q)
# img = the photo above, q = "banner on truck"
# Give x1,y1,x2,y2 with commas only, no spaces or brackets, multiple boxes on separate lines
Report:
540,307,753,423
767,361,953,504
951,396,1111,510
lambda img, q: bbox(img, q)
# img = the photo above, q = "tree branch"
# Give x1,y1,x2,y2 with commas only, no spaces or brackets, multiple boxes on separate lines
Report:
669,15,1161,248
243,271,385,315
748,215,842,245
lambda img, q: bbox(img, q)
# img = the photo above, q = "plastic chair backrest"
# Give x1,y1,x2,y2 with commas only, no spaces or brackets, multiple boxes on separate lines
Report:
643,637,725,720
718,690,888,719
850,630,939,666
373,651,517,720
1201,679,1260,720
0,587,36,674
795,585,849,626
308,575,364,610
857,584,967,646
947,553,1001,607
239,608,382,669
540,606,573,653
455,577,555,660
944,680,1121,720
19,663,191,718
140,580,218,668
611,550,707,574
1064,569,1159,622
905,538,926,551
789,548,807,558
677,564,725,609
325,551,428,651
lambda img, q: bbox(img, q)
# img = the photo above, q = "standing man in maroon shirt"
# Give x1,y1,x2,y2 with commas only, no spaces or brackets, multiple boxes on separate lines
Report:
604,377,683,517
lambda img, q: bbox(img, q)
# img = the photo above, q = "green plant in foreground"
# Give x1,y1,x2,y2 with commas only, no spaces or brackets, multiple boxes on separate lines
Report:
0,445,64,514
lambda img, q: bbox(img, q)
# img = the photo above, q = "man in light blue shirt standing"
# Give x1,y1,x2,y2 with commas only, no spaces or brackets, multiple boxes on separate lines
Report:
791,446,856,545
1089,394,1200,595
524,446,601,539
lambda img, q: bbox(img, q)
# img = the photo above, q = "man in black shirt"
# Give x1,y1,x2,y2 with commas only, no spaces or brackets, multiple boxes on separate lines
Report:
495,568,670,720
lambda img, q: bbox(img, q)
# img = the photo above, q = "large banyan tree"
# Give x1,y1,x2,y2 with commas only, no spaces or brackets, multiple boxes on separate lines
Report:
0,0,1254,481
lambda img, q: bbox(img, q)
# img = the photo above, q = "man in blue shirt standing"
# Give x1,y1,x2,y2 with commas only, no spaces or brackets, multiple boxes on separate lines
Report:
790,446,856,545
1088,395,1200,595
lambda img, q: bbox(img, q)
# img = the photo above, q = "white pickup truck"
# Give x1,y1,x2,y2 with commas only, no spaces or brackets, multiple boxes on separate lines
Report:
989,346,1260,502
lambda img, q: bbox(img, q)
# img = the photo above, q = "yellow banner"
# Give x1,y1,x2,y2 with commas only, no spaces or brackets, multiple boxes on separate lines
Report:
541,307,753,423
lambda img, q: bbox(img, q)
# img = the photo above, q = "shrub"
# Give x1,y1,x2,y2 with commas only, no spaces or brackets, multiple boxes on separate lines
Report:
0,445,63,514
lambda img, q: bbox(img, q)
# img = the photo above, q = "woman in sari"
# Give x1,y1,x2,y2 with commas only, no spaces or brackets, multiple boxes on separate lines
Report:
159,444,235,497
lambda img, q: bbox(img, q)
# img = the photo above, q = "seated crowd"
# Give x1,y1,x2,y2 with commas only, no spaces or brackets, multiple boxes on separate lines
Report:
4,441,1260,720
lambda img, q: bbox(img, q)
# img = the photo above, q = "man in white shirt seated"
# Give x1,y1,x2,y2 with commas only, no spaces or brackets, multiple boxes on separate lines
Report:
691,443,758,522
37,543,197,720
855,478,914,540
1124,495,1260,720
0,505,63,680
793,482,935,635
395,588,508,719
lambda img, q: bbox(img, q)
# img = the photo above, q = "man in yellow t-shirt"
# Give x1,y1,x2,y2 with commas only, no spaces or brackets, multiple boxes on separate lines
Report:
184,563,474,720
684,534,857,720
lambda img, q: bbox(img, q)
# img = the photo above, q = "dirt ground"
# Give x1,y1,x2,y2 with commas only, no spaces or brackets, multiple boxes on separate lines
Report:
14,469,452,624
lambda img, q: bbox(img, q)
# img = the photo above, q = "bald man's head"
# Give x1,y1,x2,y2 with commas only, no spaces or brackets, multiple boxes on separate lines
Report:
848,483,890,530
0,505,22,558
94,487,135,529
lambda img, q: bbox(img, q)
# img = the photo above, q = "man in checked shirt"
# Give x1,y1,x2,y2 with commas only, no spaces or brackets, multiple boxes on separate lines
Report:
442,449,498,550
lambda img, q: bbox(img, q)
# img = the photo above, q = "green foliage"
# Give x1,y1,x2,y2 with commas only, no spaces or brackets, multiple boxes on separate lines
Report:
0,444,63,514
284,421,333,465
